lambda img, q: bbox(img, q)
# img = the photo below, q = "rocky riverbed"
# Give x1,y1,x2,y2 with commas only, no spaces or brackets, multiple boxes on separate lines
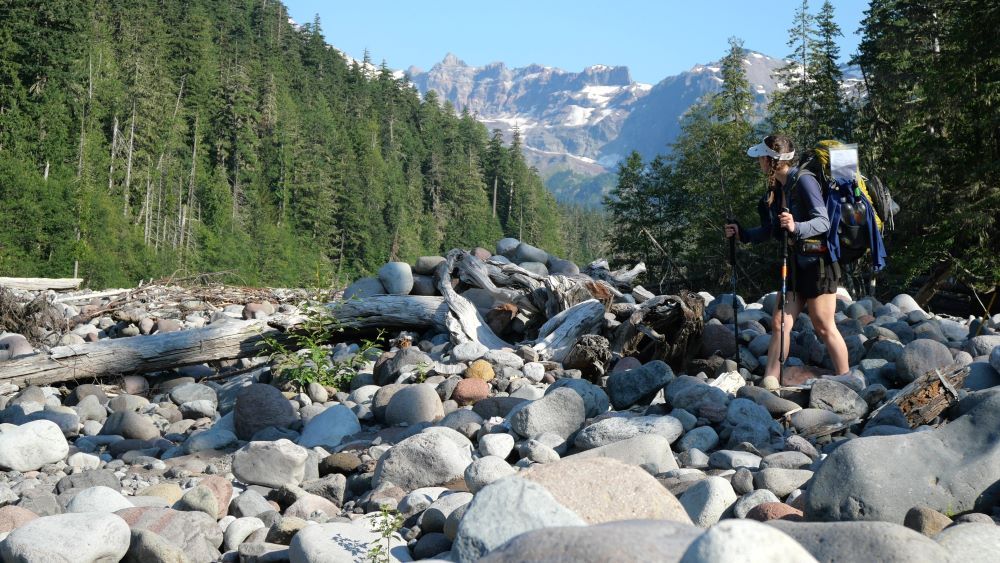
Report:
0,239,999,562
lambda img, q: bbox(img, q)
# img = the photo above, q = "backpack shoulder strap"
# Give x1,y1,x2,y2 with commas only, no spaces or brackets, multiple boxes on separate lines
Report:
786,167,816,209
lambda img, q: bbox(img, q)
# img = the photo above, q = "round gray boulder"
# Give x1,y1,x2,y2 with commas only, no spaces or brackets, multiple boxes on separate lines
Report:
508,387,586,440
378,262,414,295
546,378,610,418
680,520,817,562
373,431,473,491
896,339,955,384
0,420,69,471
0,512,131,563
513,242,548,264
574,415,683,450
496,238,520,257
343,277,385,300
385,383,445,426
453,477,585,562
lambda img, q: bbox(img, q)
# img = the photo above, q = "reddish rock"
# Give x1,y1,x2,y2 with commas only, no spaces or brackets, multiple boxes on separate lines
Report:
612,357,643,372
781,365,833,386
472,247,492,261
115,507,222,561
0,505,38,533
452,379,490,406
746,502,804,522
199,476,233,516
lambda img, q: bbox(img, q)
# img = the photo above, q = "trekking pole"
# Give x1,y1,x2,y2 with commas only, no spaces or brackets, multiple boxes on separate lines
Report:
779,207,790,381
727,216,740,374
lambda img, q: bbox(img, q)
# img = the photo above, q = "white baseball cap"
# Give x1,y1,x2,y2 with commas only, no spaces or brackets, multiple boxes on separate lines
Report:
747,140,795,161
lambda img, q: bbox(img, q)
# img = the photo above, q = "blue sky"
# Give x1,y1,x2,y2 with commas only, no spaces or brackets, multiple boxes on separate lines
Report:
283,1,870,84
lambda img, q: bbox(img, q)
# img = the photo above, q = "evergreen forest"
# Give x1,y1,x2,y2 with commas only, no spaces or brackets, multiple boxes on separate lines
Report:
604,0,998,308
0,0,601,288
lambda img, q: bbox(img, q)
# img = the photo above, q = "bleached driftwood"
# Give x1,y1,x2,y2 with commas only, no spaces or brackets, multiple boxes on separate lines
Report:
531,299,606,363
54,288,132,304
0,319,279,387
329,296,450,332
0,278,83,291
436,251,512,350
453,253,524,305
2,296,453,387
583,260,647,290
537,275,618,320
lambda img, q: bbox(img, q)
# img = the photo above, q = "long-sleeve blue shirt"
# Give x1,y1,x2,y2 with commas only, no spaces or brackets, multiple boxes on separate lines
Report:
740,167,831,244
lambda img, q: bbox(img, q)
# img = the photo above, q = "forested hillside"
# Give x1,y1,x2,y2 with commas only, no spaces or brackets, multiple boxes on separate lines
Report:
605,0,999,307
0,0,595,288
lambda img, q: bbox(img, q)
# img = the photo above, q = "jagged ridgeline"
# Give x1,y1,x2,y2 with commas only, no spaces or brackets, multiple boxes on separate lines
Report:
0,0,598,288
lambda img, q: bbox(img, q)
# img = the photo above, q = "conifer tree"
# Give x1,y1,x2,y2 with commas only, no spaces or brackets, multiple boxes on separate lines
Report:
768,0,816,146
853,0,999,299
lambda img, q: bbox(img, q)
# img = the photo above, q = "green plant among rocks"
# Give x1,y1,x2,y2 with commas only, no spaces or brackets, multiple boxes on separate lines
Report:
257,300,386,392
367,506,404,563
412,361,432,383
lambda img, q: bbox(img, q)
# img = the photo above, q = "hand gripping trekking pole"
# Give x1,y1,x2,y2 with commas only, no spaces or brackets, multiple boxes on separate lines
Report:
727,216,740,374
779,207,790,382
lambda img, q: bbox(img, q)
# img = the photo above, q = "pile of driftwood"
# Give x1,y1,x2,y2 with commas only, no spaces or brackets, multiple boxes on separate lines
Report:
0,280,305,387
331,250,704,372
0,249,702,386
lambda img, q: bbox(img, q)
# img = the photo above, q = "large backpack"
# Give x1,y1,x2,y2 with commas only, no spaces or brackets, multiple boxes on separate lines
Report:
792,140,890,272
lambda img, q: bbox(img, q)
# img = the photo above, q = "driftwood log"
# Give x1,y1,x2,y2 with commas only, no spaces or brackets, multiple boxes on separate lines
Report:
0,277,83,291
531,299,606,363
436,250,512,350
0,296,453,387
0,319,281,388
583,260,647,291
866,363,970,428
610,290,705,372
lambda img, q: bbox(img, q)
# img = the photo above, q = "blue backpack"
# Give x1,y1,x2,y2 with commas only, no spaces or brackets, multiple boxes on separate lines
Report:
793,164,888,272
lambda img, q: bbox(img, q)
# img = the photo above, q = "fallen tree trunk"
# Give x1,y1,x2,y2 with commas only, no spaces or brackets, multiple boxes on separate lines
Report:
0,319,279,388
0,278,83,291
2,296,452,388
54,288,132,303
328,296,449,332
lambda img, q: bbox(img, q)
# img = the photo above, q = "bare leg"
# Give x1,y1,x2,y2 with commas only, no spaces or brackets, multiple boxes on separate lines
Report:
763,292,805,379
808,293,850,375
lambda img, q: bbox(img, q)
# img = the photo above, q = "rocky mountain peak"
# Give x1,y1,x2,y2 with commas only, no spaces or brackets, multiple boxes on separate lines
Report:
440,52,466,67
581,64,632,86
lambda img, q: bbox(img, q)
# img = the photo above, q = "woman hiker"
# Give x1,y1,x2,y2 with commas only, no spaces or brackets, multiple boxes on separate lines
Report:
724,134,850,385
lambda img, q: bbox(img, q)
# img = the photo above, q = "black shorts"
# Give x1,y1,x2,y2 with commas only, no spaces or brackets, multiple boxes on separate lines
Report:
790,255,841,299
